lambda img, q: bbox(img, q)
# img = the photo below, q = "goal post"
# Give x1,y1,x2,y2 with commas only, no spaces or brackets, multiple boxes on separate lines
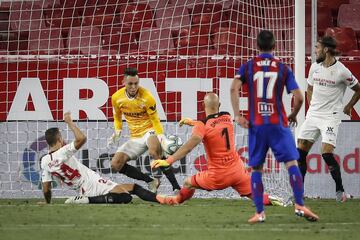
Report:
0,0,300,203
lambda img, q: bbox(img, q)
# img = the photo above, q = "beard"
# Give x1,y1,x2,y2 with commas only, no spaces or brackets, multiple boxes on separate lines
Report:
316,54,325,63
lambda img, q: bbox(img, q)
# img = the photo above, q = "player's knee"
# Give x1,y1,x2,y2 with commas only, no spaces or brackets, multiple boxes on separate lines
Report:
183,177,193,188
111,154,128,172
297,139,312,152
108,192,132,204
322,153,339,171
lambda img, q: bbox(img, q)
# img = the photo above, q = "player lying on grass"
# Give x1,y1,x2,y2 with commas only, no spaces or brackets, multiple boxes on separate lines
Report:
40,112,168,205
151,93,280,206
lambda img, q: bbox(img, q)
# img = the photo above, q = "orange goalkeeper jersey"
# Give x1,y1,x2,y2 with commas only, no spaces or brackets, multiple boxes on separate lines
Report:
111,86,164,138
192,112,239,170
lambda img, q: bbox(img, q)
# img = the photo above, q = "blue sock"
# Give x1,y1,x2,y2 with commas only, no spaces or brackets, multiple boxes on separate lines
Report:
288,165,304,206
251,171,264,213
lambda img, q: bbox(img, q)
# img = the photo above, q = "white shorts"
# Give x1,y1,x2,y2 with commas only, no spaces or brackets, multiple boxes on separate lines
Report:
298,114,341,147
116,130,156,159
80,171,118,197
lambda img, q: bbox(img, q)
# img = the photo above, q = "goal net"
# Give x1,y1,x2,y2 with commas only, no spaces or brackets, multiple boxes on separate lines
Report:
0,0,295,204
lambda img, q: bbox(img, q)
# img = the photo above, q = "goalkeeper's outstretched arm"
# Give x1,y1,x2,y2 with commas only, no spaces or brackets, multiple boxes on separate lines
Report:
112,95,123,132
166,134,202,165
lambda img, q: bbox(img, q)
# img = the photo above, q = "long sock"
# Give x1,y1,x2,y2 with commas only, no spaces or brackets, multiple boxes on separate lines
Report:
288,165,304,206
251,171,264,213
322,153,344,192
297,148,308,182
177,187,195,203
88,193,132,204
120,164,153,183
160,166,181,190
130,184,158,203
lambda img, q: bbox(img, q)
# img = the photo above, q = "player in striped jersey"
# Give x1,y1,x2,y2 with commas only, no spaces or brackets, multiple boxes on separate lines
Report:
230,30,318,223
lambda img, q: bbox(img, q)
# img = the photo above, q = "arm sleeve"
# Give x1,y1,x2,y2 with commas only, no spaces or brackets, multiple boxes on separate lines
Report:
235,64,247,83
285,66,300,93
191,122,206,139
41,167,53,183
112,95,123,131
342,67,358,88
307,63,316,86
57,141,78,162
146,94,164,135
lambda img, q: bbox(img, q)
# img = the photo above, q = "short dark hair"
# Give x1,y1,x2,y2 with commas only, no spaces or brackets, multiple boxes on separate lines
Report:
124,68,138,77
257,30,275,52
318,36,337,55
45,128,61,147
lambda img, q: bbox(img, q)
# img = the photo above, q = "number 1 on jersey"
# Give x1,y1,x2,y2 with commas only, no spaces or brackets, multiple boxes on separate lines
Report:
221,128,230,151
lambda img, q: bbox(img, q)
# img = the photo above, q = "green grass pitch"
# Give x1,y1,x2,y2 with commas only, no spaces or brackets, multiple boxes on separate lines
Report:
0,198,359,240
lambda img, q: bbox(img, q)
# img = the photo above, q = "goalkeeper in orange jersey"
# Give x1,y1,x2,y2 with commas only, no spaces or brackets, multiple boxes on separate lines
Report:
151,93,278,206
108,68,180,193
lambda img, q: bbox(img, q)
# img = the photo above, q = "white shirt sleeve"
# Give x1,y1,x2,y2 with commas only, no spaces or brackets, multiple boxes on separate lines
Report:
307,62,317,86
342,66,358,88
56,141,78,162
41,169,53,183
40,156,53,182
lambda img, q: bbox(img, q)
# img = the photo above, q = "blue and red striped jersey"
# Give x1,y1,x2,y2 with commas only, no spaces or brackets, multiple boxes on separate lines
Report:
237,53,299,127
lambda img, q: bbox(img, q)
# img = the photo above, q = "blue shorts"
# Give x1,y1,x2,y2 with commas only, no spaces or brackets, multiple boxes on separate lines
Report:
248,124,299,167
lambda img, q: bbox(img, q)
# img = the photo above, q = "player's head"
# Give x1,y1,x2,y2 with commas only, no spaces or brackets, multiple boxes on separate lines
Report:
316,36,337,63
204,92,220,115
124,67,140,97
45,127,63,148
257,30,275,52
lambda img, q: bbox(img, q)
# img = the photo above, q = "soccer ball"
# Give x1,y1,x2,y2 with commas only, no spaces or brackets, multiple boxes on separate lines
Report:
161,135,183,157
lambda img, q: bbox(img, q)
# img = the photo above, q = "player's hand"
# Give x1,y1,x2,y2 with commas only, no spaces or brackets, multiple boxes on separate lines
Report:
151,159,170,169
343,104,352,117
63,111,72,124
234,115,249,128
179,118,194,127
107,130,121,147
287,113,298,127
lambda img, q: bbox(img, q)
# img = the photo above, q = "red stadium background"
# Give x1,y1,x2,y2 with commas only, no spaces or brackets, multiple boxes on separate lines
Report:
1,57,360,121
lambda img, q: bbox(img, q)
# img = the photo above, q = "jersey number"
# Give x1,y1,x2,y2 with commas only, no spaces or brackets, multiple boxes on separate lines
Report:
60,164,81,181
221,128,230,151
254,71,278,99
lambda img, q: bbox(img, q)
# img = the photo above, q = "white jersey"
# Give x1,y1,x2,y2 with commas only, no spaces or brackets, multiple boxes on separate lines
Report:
307,61,358,117
41,142,105,193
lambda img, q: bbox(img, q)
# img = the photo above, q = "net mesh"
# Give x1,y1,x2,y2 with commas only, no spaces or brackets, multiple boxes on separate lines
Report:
0,0,295,203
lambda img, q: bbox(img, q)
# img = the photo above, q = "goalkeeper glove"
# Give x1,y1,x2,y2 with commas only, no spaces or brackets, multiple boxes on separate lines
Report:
179,118,195,127
151,156,176,169
151,159,169,169
107,130,121,147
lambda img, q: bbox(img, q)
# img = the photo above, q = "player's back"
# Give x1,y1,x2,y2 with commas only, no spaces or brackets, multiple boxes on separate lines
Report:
201,112,239,170
41,142,93,189
238,53,299,127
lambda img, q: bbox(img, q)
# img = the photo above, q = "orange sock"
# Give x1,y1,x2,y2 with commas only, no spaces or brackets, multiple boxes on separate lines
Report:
178,187,195,203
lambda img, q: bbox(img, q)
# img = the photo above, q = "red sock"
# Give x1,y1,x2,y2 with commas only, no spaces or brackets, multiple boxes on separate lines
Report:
178,187,195,203
263,193,270,205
